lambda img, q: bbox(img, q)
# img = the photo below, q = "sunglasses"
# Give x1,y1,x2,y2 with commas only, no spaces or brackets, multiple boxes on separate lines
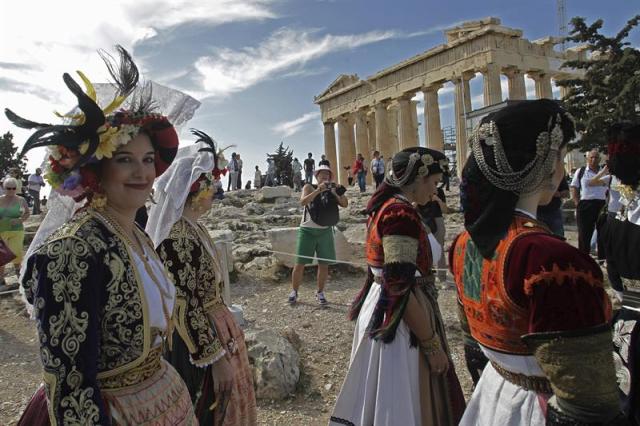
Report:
5,187,16,190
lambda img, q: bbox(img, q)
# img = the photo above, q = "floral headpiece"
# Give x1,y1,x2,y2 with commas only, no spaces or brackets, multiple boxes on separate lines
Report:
188,129,232,198
4,46,178,204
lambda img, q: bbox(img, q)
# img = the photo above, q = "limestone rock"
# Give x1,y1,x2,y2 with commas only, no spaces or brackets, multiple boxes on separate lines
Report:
220,195,246,208
233,244,270,263
245,202,265,216
343,224,366,246
245,329,300,399
257,186,292,202
280,327,302,351
267,227,354,268
228,304,246,327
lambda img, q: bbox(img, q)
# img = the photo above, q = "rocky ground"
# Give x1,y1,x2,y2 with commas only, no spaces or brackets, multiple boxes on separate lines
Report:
0,182,590,425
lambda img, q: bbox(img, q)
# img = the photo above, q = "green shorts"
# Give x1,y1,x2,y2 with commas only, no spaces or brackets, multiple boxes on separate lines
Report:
295,226,336,265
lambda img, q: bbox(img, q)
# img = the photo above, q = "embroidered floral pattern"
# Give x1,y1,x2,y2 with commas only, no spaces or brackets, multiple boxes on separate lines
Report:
22,209,153,424
158,218,225,367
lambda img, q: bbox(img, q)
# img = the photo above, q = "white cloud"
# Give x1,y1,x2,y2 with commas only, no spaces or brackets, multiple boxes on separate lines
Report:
193,27,431,98
272,111,321,137
127,0,276,29
0,0,278,170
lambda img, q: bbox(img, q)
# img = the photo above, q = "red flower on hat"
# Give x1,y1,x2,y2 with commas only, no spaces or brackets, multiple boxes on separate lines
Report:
79,167,100,194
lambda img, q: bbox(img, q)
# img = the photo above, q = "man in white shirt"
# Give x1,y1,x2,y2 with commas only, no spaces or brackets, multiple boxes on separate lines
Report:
236,154,243,190
370,150,385,189
570,149,608,253
265,158,275,187
227,153,239,191
27,168,45,214
292,158,303,191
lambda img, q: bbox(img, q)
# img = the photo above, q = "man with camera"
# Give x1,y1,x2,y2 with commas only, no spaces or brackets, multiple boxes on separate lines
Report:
289,165,348,306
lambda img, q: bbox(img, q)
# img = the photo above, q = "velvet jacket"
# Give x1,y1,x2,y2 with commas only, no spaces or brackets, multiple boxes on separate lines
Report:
157,218,225,367
22,209,159,425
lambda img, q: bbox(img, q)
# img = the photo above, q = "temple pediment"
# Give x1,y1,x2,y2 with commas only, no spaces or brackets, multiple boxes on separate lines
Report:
315,74,360,100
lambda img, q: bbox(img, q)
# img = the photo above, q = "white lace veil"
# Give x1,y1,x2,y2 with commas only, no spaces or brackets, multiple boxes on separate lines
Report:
146,143,214,247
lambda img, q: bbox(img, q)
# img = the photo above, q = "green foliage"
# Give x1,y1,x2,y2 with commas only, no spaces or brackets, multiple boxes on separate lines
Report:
268,142,294,187
0,132,27,180
558,15,640,150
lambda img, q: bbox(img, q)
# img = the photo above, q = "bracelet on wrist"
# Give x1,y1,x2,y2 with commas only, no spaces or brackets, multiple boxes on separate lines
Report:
419,335,442,356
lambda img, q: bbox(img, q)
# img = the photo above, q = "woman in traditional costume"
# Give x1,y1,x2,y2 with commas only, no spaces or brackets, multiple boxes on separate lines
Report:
598,123,640,424
9,46,196,425
146,130,257,425
451,99,624,425
330,147,466,426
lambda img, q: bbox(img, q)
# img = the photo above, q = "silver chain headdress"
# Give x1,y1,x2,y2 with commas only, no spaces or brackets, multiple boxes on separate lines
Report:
385,152,448,188
470,113,568,194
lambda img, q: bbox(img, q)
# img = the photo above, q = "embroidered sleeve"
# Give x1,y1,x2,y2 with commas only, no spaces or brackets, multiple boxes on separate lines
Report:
505,234,611,333
158,222,225,367
369,203,423,342
22,237,108,426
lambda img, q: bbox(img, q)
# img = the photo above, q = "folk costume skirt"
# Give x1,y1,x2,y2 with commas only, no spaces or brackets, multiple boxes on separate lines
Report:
459,348,548,426
18,359,196,425
168,304,257,426
329,281,464,426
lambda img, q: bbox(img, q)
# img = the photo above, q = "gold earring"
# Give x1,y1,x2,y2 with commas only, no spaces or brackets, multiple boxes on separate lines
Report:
90,192,107,210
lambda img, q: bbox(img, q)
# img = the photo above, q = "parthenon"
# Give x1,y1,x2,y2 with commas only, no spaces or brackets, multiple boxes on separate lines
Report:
314,17,585,184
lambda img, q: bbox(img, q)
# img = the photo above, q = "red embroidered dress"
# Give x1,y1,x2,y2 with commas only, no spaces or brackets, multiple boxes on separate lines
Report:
331,196,465,426
451,213,613,424
452,214,611,350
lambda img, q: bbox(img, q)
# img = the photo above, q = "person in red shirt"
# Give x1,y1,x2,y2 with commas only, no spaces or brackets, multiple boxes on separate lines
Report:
352,153,366,192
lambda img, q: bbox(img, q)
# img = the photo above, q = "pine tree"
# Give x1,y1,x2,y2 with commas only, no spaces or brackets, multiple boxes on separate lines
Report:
559,15,640,150
267,142,294,187
0,132,27,180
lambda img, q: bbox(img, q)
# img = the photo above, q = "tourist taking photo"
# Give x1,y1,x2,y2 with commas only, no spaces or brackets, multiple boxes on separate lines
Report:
289,165,348,306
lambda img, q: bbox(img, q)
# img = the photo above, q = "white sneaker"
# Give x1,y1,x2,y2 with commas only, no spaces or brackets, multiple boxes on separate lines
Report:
288,290,298,304
316,291,328,306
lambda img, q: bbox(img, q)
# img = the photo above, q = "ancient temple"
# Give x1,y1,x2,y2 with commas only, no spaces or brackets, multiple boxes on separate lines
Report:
314,17,585,182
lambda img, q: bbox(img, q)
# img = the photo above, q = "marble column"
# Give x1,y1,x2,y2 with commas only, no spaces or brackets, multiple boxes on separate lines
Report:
355,109,371,185
482,63,503,106
454,73,473,177
529,71,553,99
374,101,392,162
556,80,570,99
411,100,419,145
398,95,418,149
337,115,355,186
355,109,369,157
422,84,444,151
388,104,399,156
323,121,337,177
503,67,527,100
366,112,376,185
367,112,377,155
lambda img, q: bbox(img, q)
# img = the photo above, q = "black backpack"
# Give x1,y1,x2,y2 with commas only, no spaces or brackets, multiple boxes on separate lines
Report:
304,186,339,226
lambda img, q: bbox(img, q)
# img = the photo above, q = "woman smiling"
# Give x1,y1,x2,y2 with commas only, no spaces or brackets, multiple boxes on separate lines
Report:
8,47,196,425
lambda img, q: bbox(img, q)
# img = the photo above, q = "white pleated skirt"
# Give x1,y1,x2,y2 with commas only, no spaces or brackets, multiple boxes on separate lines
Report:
459,347,546,426
329,282,421,426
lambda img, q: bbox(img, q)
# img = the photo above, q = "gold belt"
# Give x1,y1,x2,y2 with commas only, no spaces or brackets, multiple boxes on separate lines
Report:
98,346,163,391
490,360,553,394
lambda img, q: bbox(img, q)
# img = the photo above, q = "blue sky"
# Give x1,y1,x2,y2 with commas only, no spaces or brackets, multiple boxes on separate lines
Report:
1,0,638,187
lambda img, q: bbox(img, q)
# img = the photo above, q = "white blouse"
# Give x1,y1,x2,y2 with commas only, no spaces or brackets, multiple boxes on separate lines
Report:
132,245,176,346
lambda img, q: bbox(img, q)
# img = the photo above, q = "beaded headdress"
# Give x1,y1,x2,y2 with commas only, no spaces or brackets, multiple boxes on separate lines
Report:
386,151,448,188
470,113,570,194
